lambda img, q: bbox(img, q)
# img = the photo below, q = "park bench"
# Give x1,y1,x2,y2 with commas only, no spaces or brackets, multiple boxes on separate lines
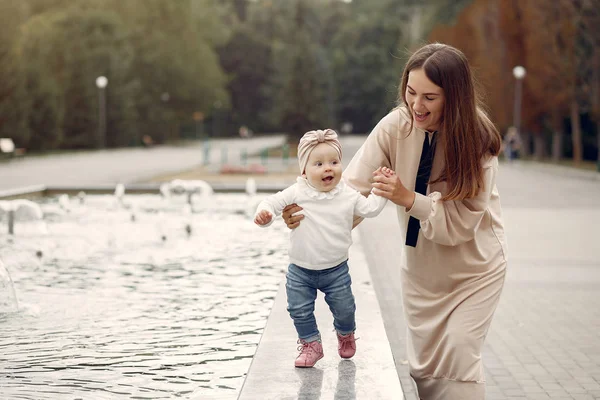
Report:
0,138,26,159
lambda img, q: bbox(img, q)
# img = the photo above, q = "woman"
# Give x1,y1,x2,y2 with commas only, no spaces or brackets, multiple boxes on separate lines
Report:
283,43,507,399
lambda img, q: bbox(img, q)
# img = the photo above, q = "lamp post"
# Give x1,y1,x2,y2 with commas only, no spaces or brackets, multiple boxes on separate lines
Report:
512,66,526,135
161,92,170,141
95,76,108,149
212,100,222,137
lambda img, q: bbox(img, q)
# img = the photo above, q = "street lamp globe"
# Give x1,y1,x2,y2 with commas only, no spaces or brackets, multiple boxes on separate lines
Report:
512,66,526,80
96,76,108,89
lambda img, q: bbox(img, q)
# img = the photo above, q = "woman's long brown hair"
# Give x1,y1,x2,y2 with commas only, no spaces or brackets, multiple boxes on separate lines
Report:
399,43,502,201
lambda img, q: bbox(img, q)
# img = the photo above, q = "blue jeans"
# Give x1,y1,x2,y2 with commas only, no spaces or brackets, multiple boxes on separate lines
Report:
285,260,356,342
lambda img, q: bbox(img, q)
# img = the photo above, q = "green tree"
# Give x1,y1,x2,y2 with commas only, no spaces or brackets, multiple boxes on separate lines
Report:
16,5,138,150
0,1,29,146
17,13,66,150
218,24,274,133
4,0,231,150
330,0,410,133
109,0,230,141
262,0,331,140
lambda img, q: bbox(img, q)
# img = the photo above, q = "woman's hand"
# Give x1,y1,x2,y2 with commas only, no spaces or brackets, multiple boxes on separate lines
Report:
282,203,304,229
372,167,416,209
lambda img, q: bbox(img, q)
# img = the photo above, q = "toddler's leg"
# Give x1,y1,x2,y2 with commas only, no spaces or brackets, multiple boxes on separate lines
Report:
321,261,356,335
287,264,324,367
286,264,320,342
321,261,357,359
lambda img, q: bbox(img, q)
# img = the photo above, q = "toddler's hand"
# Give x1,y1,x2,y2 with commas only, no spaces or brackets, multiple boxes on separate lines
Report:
254,210,273,226
381,166,396,178
373,166,396,178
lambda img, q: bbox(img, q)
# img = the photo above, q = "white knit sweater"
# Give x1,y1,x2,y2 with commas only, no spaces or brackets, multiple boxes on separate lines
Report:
254,177,387,270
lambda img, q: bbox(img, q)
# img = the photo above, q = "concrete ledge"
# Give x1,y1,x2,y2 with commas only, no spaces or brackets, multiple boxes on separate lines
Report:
0,183,289,199
44,183,288,195
0,184,46,200
238,231,403,399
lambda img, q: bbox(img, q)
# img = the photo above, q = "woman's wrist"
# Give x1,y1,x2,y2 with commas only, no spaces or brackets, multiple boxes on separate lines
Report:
403,191,416,210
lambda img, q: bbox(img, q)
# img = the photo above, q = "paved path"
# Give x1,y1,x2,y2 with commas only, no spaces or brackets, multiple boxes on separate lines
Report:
0,136,286,191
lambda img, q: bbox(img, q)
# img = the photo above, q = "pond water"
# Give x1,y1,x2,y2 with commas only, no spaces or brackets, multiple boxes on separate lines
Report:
0,193,287,399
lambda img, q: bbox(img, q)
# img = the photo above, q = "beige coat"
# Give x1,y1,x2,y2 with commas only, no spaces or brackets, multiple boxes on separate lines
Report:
344,107,507,400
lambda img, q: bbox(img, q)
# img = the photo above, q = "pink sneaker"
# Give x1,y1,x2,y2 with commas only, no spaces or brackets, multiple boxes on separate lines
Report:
337,332,356,359
295,339,324,368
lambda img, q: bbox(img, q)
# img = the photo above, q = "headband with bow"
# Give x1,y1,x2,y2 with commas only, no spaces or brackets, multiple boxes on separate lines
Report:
297,129,342,174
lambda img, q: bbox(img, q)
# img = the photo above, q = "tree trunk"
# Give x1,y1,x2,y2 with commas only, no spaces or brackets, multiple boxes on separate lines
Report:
552,130,563,161
520,132,532,157
593,43,599,170
597,125,600,171
570,102,583,165
534,134,546,160
551,112,563,162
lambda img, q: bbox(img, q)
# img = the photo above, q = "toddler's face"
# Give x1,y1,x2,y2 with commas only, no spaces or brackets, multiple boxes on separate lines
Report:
303,143,342,192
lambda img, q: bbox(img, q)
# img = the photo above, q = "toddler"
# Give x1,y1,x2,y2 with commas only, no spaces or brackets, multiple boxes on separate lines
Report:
254,129,393,368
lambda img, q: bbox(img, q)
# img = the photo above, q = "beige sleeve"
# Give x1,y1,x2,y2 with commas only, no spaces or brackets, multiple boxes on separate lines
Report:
407,157,498,246
344,110,403,194
344,110,406,228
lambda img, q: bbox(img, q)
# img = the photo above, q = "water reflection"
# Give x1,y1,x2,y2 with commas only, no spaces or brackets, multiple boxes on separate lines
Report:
296,367,324,399
335,360,356,400
295,360,357,400
0,194,287,399
0,258,18,312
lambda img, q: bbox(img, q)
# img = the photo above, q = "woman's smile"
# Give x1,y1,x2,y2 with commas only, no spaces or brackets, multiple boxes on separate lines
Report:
413,110,430,122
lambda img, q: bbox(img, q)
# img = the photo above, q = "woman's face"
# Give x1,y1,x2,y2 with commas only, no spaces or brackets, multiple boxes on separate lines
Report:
405,68,445,132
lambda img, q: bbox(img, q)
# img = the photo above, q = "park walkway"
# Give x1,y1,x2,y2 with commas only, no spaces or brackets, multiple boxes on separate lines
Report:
0,136,287,191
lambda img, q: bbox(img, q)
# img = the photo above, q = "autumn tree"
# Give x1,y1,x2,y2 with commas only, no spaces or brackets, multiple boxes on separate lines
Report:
576,0,600,167
429,0,598,164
